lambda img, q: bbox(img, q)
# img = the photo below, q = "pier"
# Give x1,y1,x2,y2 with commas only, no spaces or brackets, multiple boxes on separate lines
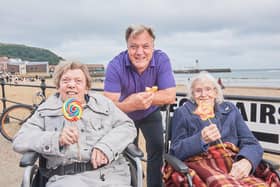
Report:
174,68,231,74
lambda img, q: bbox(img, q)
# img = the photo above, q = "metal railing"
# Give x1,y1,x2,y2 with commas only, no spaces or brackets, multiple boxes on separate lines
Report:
0,78,103,114
0,78,279,154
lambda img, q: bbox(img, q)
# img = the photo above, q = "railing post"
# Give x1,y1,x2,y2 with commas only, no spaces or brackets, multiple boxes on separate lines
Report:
40,79,46,97
0,78,7,113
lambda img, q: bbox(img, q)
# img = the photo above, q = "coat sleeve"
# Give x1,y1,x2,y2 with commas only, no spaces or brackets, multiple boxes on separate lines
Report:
233,104,263,171
93,99,137,162
12,110,62,156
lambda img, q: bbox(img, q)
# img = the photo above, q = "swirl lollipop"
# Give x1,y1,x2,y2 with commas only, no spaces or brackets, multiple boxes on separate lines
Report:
194,100,226,150
62,98,83,160
63,98,83,121
193,101,214,121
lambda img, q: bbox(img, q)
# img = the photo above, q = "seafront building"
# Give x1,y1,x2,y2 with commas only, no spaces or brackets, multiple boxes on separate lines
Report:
0,56,105,79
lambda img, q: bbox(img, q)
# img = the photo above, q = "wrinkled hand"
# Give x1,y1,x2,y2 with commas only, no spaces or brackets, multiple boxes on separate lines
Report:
201,124,221,144
229,158,252,179
126,92,154,110
91,148,109,169
59,126,79,146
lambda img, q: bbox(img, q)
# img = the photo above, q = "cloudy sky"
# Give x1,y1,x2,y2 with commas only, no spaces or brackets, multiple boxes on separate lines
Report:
1,0,280,69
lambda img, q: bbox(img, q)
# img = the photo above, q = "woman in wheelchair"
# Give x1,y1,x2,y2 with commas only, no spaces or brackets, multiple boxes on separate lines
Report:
13,61,137,187
165,71,280,186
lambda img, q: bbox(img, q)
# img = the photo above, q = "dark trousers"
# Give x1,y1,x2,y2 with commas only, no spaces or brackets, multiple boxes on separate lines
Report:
134,109,163,187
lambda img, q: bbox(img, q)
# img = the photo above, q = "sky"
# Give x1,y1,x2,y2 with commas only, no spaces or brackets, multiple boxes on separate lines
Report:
1,0,280,70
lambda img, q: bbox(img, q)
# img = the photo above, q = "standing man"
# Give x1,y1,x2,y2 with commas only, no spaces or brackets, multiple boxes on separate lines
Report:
104,25,176,187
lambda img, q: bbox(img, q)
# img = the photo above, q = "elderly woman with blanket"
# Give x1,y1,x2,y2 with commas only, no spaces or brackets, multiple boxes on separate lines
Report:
164,71,280,187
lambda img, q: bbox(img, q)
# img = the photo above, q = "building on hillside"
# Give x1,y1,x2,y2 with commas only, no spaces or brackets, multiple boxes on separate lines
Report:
7,59,22,74
85,64,105,77
0,56,9,74
26,61,49,74
6,58,49,76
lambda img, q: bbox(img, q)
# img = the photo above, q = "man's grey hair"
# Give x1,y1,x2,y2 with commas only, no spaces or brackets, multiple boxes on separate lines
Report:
125,24,155,42
187,71,224,104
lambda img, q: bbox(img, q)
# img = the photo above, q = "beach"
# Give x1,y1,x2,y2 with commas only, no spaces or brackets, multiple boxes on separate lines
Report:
0,80,279,187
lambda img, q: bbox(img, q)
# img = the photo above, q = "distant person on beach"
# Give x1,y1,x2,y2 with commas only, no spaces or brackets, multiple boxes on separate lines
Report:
104,24,176,187
218,77,225,89
5,75,9,83
13,61,136,187
163,72,279,186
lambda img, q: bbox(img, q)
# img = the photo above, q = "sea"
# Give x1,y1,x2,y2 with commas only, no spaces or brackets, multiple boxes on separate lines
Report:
174,68,280,88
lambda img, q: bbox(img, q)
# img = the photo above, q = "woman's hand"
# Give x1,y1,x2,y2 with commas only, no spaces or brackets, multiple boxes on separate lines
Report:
59,126,79,146
201,124,221,144
91,148,109,169
229,158,252,179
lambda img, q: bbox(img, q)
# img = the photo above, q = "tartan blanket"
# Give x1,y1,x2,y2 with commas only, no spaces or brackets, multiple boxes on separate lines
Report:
163,142,280,187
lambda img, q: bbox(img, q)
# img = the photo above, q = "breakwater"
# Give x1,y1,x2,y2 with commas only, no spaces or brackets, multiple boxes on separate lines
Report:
174,68,231,74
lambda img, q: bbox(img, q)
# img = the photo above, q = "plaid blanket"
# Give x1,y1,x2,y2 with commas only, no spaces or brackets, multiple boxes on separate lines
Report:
163,142,280,187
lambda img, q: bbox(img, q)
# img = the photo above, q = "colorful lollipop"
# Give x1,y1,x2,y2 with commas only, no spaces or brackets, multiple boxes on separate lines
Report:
62,98,83,160
194,100,226,150
63,98,83,121
193,101,214,121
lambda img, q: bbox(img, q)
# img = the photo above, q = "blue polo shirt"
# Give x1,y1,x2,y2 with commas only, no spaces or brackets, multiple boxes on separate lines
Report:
104,49,176,121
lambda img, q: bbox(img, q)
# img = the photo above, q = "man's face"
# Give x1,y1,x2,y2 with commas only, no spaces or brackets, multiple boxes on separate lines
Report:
127,30,154,74
58,69,88,104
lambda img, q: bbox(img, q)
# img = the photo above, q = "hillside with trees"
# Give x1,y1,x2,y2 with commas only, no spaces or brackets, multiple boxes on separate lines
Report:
0,43,63,65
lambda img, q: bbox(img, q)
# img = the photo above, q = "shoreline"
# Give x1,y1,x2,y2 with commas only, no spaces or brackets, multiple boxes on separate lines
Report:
174,84,280,97
2,79,280,99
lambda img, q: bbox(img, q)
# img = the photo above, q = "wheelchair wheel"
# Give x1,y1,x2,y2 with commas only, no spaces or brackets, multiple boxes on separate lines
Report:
0,104,33,142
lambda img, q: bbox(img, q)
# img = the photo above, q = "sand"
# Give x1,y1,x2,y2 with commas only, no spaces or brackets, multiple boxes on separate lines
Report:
0,79,279,187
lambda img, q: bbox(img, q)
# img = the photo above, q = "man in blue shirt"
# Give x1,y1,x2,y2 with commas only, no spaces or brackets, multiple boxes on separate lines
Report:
104,25,176,187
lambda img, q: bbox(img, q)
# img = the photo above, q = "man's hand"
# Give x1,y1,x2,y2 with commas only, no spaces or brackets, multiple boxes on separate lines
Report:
125,92,154,110
229,158,252,179
59,126,79,146
104,91,154,113
91,148,109,169
201,124,221,144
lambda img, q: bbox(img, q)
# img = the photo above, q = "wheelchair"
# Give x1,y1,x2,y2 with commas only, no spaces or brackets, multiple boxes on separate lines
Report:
162,104,280,187
19,143,144,187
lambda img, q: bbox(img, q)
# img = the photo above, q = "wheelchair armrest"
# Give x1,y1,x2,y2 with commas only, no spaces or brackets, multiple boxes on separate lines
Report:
124,143,144,187
261,159,280,170
20,151,40,167
124,143,144,158
164,153,189,174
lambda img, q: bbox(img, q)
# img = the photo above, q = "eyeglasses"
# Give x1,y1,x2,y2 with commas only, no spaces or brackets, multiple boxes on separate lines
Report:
193,87,216,96
61,78,83,86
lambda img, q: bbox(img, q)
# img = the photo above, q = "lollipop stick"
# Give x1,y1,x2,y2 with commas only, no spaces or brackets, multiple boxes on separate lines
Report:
63,98,83,161
77,139,81,161
207,118,226,150
73,123,81,161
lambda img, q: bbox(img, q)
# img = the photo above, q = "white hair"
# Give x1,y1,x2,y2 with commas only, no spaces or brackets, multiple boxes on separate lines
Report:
187,71,224,104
